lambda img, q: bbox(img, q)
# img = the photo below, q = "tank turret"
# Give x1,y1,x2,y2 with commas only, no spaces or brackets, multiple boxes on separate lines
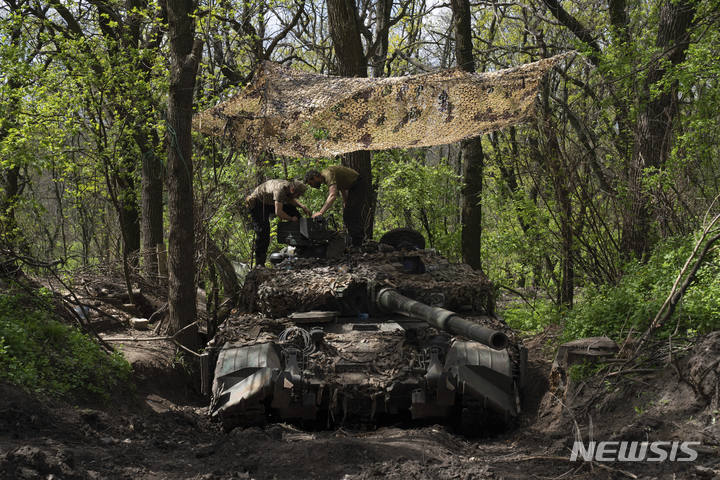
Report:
208,220,526,433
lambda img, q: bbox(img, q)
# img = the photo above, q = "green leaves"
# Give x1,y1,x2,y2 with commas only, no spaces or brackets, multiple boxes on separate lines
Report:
563,234,720,341
373,150,462,257
501,297,560,335
0,290,132,400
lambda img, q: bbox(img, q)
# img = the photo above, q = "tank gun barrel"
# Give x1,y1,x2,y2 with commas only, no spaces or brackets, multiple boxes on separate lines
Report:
375,288,508,350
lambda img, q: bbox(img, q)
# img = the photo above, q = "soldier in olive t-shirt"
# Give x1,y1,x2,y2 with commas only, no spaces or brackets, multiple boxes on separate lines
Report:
320,166,358,192
304,165,365,246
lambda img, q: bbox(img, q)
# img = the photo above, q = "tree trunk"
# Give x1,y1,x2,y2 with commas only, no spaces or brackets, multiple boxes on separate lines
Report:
327,0,374,240
128,0,165,281
621,0,695,259
451,0,483,270
0,74,23,249
0,165,20,248
139,132,164,280
326,0,367,77
114,164,141,266
166,0,202,347
460,140,483,269
341,151,373,239
371,0,392,77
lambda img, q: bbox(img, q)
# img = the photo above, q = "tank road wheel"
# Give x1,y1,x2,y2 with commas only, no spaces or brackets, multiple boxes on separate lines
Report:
379,228,426,250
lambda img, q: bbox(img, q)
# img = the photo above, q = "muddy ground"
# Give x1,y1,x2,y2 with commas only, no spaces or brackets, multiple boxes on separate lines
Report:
2,326,720,480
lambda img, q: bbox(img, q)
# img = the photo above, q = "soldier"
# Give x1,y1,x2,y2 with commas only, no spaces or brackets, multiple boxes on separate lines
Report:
304,165,365,246
246,179,310,266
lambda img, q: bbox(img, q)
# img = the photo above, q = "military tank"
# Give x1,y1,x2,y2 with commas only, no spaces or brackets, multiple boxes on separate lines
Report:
207,219,526,433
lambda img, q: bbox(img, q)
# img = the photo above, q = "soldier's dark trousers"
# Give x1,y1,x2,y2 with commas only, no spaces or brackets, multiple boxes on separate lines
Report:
343,175,367,247
249,202,300,266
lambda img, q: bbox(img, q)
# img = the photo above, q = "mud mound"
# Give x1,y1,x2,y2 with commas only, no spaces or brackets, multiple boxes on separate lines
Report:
1,445,80,480
687,331,720,407
530,332,720,478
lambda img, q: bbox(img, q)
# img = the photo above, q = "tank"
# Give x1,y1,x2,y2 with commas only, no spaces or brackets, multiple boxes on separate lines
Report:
207,219,527,432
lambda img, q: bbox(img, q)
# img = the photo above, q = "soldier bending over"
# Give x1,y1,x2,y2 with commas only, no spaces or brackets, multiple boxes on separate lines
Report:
304,165,365,246
246,179,310,266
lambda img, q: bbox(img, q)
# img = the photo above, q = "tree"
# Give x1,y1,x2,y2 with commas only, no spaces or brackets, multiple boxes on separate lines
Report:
450,0,483,270
125,0,166,280
541,0,697,260
0,0,40,250
165,0,203,345
621,0,696,259
326,0,373,240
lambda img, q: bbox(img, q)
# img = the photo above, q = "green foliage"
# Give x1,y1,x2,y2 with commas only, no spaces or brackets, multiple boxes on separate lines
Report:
481,171,557,288
0,289,132,401
373,150,462,258
662,4,720,206
310,126,330,140
1,0,169,263
501,296,561,335
563,234,720,342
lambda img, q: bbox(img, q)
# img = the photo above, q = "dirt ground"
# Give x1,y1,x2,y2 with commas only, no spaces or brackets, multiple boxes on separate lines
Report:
2,326,720,480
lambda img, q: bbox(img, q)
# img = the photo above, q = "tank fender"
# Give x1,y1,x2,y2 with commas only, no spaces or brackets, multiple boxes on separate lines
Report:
210,342,281,417
445,341,518,417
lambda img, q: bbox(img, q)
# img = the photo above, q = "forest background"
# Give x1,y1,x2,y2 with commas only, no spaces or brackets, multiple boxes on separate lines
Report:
2,0,720,395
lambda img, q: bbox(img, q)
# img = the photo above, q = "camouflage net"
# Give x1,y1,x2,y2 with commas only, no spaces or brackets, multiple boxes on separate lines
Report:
241,250,496,318
194,54,570,157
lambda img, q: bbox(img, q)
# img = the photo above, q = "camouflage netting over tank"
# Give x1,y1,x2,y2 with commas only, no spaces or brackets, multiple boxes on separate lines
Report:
193,54,571,157
238,250,497,318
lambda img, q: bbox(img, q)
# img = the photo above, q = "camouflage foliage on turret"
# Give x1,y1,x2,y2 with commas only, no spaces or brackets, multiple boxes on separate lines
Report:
240,250,496,318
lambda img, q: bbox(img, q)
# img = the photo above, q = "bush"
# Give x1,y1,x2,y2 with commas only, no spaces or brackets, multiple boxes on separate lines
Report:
501,296,561,335
373,150,462,257
0,289,132,400
563,235,720,342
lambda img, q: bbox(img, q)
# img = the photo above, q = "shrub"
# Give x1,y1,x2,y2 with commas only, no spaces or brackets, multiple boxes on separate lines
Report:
563,235,720,342
501,296,561,335
0,289,132,400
